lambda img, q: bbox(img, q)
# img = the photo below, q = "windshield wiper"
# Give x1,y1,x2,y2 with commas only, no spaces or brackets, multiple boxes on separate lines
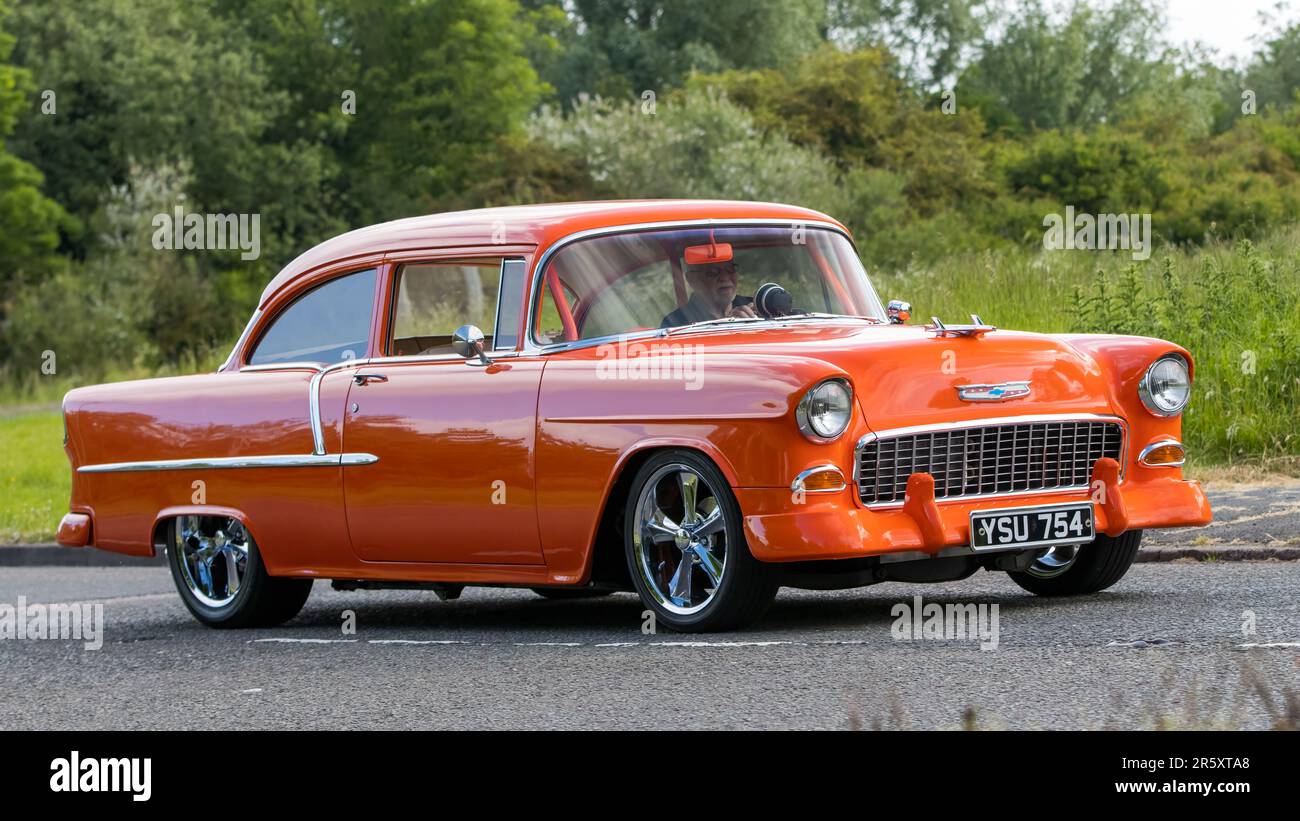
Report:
774,312,884,324
663,313,883,335
662,316,769,335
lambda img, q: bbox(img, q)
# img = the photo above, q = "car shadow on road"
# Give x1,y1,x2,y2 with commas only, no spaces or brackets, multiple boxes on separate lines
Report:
264,584,1164,638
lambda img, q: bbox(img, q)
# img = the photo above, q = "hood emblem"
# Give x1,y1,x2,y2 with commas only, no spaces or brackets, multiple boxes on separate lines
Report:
957,381,1031,402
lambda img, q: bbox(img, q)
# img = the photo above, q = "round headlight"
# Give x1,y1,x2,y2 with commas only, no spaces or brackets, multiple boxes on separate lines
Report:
1138,354,1190,416
796,379,853,441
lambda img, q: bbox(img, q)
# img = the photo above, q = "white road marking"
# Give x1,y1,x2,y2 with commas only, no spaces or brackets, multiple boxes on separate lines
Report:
249,637,887,649
1237,642,1300,648
651,640,795,647
252,638,358,644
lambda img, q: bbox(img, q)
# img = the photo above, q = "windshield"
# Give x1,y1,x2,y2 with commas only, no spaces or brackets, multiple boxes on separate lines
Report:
531,225,886,345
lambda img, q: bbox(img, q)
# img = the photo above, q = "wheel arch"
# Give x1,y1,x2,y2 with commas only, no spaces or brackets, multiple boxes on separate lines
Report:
584,439,742,587
150,505,257,558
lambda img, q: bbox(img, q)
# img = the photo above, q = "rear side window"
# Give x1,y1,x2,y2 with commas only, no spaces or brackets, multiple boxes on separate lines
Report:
249,268,376,366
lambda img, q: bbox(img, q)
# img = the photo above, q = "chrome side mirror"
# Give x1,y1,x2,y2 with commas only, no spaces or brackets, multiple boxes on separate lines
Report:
452,324,492,366
887,299,912,325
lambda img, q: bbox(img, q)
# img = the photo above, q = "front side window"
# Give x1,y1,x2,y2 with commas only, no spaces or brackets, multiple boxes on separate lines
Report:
389,260,503,356
532,226,885,345
248,268,376,366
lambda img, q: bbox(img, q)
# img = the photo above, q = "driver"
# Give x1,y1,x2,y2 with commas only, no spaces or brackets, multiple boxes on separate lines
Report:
659,260,757,328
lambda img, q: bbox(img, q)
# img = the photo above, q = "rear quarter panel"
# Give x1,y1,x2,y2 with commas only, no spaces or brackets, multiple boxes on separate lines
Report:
63,371,353,567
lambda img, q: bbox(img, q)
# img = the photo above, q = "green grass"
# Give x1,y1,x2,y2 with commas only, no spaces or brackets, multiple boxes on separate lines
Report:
0,410,70,544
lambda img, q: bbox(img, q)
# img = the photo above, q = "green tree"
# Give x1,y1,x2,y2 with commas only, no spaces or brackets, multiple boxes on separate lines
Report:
523,0,828,104
957,0,1173,133
693,48,995,214
9,0,338,265
215,0,550,225
828,0,985,87
0,0,64,300
1244,13,1300,113
529,87,851,216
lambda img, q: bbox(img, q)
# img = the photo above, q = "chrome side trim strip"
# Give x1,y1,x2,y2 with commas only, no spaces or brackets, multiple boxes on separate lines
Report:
78,453,379,474
307,358,369,455
791,465,848,494
339,453,381,466
240,361,327,373
234,359,335,455
241,353,531,461
308,368,328,455
1138,439,1185,467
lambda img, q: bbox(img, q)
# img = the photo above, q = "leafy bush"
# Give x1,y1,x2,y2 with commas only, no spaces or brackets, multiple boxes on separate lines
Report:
529,87,853,217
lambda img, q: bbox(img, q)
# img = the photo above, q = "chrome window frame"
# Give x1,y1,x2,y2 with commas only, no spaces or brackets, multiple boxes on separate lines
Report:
219,308,263,372
851,413,1130,510
493,257,527,351
388,256,525,357
236,267,379,370
521,219,881,355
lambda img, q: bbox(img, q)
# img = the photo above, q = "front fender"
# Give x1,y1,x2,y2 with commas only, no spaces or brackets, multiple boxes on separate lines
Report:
533,348,858,581
1058,334,1194,472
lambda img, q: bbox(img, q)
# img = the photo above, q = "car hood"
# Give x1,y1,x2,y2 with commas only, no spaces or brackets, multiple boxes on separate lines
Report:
664,321,1119,432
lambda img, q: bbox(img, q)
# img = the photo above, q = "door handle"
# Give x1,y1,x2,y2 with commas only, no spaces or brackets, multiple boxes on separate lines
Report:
353,373,388,385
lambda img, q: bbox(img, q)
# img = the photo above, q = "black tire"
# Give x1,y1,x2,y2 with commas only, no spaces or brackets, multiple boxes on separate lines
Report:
166,516,313,628
531,588,614,600
1007,530,1143,596
623,450,777,632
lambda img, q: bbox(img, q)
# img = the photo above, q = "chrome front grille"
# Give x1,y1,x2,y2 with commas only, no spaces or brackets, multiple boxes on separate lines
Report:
856,418,1124,506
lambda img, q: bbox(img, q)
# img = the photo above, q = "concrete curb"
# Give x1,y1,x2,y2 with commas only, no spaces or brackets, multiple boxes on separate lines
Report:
1135,546,1300,562
1,544,1296,567
0,545,167,567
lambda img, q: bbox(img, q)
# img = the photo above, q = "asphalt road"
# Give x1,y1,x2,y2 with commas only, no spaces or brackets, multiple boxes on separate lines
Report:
1,561,1296,730
1146,482,1300,549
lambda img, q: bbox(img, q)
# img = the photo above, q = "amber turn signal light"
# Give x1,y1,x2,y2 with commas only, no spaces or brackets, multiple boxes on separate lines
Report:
791,466,847,493
1139,440,1185,467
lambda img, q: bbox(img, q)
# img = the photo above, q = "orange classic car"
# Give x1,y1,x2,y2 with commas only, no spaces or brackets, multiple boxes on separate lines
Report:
57,200,1212,631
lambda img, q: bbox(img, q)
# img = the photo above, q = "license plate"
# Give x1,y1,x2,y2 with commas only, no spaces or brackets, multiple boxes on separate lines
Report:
969,502,1095,551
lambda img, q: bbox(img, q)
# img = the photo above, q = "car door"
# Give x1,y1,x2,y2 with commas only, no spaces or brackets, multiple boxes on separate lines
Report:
341,257,546,565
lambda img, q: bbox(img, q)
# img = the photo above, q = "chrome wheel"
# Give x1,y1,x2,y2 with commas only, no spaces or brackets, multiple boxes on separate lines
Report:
633,464,729,615
1027,544,1080,579
174,515,250,608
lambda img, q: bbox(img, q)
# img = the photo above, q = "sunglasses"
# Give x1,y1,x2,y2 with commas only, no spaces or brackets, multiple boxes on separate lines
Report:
691,262,739,278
